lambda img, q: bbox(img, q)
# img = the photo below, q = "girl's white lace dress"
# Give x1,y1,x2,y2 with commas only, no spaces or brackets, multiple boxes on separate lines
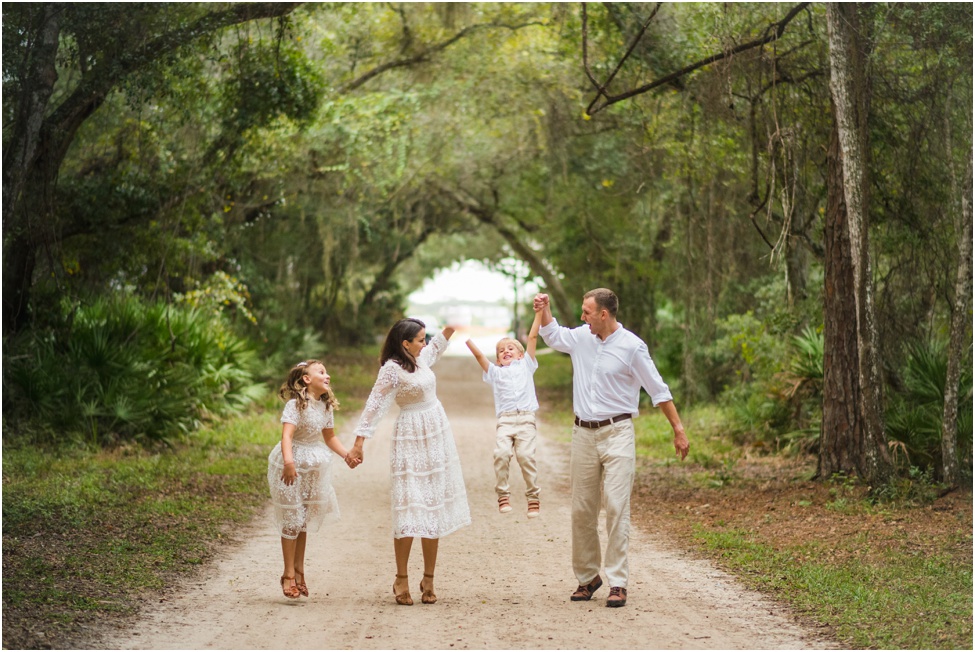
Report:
267,399,339,539
354,333,471,539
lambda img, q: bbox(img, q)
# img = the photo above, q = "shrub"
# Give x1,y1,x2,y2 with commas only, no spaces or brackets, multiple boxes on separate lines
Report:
2,295,265,444
886,337,973,479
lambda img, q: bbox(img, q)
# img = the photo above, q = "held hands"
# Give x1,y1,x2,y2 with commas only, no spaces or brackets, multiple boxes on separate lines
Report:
345,442,364,469
533,293,549,312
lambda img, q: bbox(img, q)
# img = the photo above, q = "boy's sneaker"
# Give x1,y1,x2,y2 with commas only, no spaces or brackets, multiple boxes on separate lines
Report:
498,496,513,513
527,499,540,518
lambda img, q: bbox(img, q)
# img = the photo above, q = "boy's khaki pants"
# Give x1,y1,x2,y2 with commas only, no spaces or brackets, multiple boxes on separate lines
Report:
570,419,635,590
494,411,540,500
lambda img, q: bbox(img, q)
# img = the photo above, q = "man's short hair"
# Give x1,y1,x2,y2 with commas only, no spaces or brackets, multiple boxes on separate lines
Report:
583,288,618,317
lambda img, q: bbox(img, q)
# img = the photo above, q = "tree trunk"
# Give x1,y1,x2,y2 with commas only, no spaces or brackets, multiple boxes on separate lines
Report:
941,155,973,485
820,3,891,482
820,121,863,478
2,5,61,332
2,4,60,225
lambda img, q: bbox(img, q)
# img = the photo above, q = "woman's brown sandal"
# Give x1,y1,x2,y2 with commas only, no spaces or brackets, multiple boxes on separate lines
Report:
393,574,413,605
420,573,437,604
281,575,300,599
294,571,309,597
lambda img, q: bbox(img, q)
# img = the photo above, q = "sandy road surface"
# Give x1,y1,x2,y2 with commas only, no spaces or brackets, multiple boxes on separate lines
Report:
106,356,831,650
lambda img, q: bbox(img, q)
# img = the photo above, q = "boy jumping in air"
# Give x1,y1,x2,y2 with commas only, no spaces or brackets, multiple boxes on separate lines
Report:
465,309,543,518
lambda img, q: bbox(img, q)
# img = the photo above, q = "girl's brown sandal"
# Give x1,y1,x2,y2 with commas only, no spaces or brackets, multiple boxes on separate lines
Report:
281,575,300,599
295,571,309,597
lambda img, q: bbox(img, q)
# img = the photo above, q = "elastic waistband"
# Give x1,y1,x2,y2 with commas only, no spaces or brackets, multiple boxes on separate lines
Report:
574,413,632,429
498,409,536,417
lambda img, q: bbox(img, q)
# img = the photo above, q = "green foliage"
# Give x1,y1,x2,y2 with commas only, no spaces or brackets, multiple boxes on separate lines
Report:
2,295,265,444
701,282,825,453
886,338,973,478
788,326,824,387
224,40,324,132
706,308,792,446
176,270,257,325
3,2,972,496
870,466,944,505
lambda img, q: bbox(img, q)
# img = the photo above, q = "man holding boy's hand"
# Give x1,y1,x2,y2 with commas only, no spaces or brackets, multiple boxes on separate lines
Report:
534,289,688,608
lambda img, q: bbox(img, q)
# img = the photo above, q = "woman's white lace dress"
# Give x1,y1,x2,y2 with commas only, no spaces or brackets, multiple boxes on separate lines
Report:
354,333,471,539
267,399,339,539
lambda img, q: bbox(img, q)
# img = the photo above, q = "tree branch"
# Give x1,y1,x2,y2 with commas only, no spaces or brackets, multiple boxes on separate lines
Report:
583,2,662,116
340,21,545,93
45,3,303,167
433,181,575,325
585,2,811,115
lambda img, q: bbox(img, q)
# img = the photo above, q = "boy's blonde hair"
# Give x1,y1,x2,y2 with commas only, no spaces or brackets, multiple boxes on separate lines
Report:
495,337,525,361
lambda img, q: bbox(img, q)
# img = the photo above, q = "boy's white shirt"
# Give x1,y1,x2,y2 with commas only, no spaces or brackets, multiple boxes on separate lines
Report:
483,356,539,416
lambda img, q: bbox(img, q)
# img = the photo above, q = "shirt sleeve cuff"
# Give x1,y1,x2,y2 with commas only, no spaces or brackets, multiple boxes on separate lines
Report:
650,391,674,407
538,320,559,336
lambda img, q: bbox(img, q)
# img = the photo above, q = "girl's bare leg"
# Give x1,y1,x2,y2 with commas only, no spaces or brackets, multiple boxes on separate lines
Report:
281,536,297,575
280,536,298,596
293,532,308,595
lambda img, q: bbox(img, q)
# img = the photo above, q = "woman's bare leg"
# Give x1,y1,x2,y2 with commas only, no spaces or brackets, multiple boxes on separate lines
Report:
420,537,438,597
393,537,414,597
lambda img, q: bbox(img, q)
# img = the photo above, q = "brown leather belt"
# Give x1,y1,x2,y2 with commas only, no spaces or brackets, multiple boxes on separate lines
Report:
574,414,632,429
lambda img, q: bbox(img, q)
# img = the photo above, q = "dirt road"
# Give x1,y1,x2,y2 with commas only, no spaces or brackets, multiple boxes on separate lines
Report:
105,356,830,649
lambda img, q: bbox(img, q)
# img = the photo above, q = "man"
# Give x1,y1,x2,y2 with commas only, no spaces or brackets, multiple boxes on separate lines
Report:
534,289,689,608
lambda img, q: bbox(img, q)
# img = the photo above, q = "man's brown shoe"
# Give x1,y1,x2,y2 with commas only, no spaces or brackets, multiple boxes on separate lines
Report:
606,586,627,607
570,575,603,601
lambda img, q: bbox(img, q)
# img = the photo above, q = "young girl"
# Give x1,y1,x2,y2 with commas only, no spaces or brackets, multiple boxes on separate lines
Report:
267,360,358,599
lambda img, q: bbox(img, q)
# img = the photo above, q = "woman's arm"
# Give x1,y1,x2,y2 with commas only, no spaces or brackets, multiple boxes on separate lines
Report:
350,363,399,463
419,330,451,367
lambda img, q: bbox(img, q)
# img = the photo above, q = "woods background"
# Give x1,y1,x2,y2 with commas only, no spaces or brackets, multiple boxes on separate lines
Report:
3,2,972,485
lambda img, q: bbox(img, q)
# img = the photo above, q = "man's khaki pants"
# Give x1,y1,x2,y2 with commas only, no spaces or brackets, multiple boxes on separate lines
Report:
494,410,540,499
570,419,635,589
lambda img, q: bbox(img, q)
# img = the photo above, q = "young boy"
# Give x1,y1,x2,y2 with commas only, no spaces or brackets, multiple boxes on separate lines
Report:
465,310,542,517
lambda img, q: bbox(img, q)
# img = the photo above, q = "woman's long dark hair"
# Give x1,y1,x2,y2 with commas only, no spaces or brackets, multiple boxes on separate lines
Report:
380,318,426,373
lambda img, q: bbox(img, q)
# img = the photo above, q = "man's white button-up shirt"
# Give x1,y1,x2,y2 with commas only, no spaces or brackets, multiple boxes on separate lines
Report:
538,319,672,421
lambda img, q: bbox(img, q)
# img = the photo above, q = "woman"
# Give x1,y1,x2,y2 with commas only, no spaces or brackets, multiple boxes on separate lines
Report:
349,318,471,605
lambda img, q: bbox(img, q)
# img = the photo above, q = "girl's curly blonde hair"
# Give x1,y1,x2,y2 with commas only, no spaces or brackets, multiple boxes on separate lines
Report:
278,359,340,412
